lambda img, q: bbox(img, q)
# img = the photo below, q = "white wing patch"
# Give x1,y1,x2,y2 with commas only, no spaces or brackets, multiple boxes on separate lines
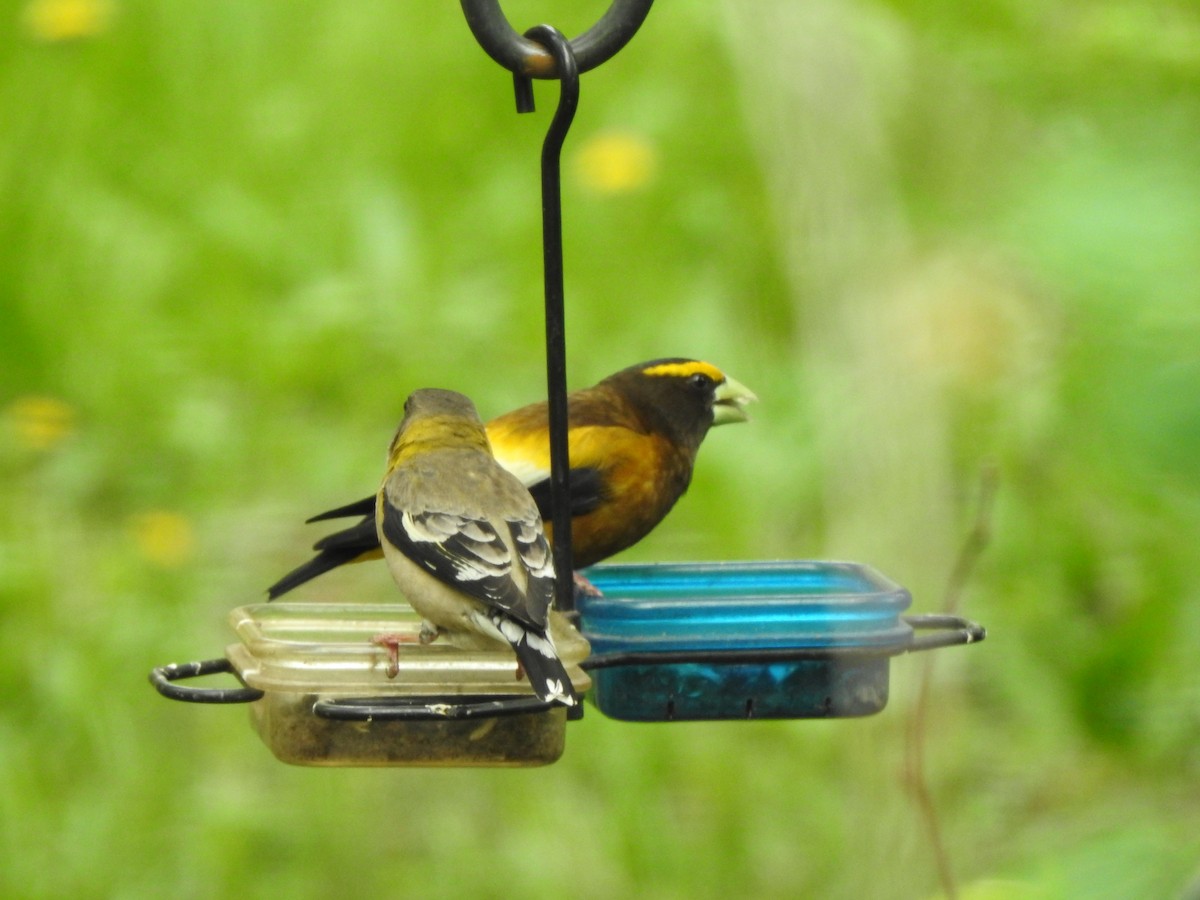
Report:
510,518,554,585
401,510,453,543
458,520,492,542
524,629,559,659
452,557,498,582
498,617,526,644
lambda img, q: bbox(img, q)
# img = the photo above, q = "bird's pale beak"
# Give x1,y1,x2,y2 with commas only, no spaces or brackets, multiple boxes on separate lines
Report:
712,375,758,426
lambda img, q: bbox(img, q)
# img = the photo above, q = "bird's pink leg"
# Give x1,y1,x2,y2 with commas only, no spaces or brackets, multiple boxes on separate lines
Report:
371,631,420,679
573,570,603,598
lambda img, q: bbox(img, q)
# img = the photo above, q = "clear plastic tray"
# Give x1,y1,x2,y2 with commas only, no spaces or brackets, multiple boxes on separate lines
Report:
226,603,590,766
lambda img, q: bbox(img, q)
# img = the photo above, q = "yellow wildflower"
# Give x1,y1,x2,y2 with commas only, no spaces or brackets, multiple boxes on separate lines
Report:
24,0,113,43
574,131,657,195
5,395,76,451
129,511,195,568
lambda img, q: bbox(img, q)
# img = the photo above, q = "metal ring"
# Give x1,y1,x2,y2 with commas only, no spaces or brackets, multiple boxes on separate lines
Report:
149,658,264,704
460,0,654,77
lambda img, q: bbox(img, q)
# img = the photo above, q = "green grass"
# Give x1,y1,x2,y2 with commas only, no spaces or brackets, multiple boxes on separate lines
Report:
3,1,1200,897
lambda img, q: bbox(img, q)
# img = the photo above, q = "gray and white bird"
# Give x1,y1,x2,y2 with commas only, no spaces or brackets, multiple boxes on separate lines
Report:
375,388,576,707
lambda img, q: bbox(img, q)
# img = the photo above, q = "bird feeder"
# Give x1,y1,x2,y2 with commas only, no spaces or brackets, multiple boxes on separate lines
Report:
149,1,986,766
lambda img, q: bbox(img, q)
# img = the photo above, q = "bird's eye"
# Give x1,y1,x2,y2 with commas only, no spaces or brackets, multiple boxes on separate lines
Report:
688,372,714,391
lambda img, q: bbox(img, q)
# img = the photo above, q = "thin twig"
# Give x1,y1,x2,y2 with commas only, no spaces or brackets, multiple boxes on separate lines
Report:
904,463,999,900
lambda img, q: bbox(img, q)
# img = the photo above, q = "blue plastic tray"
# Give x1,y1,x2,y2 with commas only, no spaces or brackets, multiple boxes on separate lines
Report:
577,561,914,721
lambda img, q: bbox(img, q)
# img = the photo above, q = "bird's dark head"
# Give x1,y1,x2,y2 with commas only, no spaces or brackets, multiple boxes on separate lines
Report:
604,359,758,451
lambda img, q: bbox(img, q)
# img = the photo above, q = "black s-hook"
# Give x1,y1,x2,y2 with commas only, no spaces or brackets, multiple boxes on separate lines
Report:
513,26,579,615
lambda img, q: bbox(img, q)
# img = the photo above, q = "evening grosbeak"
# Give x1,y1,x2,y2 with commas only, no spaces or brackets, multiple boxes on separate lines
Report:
376,388,575,707
267,358,757,599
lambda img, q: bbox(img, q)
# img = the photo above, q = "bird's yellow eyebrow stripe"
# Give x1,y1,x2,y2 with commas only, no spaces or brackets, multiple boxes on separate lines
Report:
641,361,724,381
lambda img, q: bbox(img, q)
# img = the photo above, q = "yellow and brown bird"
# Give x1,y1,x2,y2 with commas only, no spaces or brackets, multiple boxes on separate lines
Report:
267,358,756,599
375,388,575,705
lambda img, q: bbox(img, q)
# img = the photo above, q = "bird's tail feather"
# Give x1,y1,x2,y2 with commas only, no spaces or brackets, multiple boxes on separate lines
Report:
267,546,369,599
485,613,577,706
267,518,382,599
306,495,376,523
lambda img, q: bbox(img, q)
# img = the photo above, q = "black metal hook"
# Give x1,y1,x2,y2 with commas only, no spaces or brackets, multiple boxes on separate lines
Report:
513,25,579,616
461,0,654,79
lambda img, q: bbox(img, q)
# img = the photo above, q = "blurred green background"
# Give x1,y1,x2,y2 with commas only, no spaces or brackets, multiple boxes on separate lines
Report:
2,0,1199,897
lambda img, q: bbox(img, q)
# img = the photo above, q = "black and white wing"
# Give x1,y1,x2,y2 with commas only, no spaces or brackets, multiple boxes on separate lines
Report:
379,498,554,629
